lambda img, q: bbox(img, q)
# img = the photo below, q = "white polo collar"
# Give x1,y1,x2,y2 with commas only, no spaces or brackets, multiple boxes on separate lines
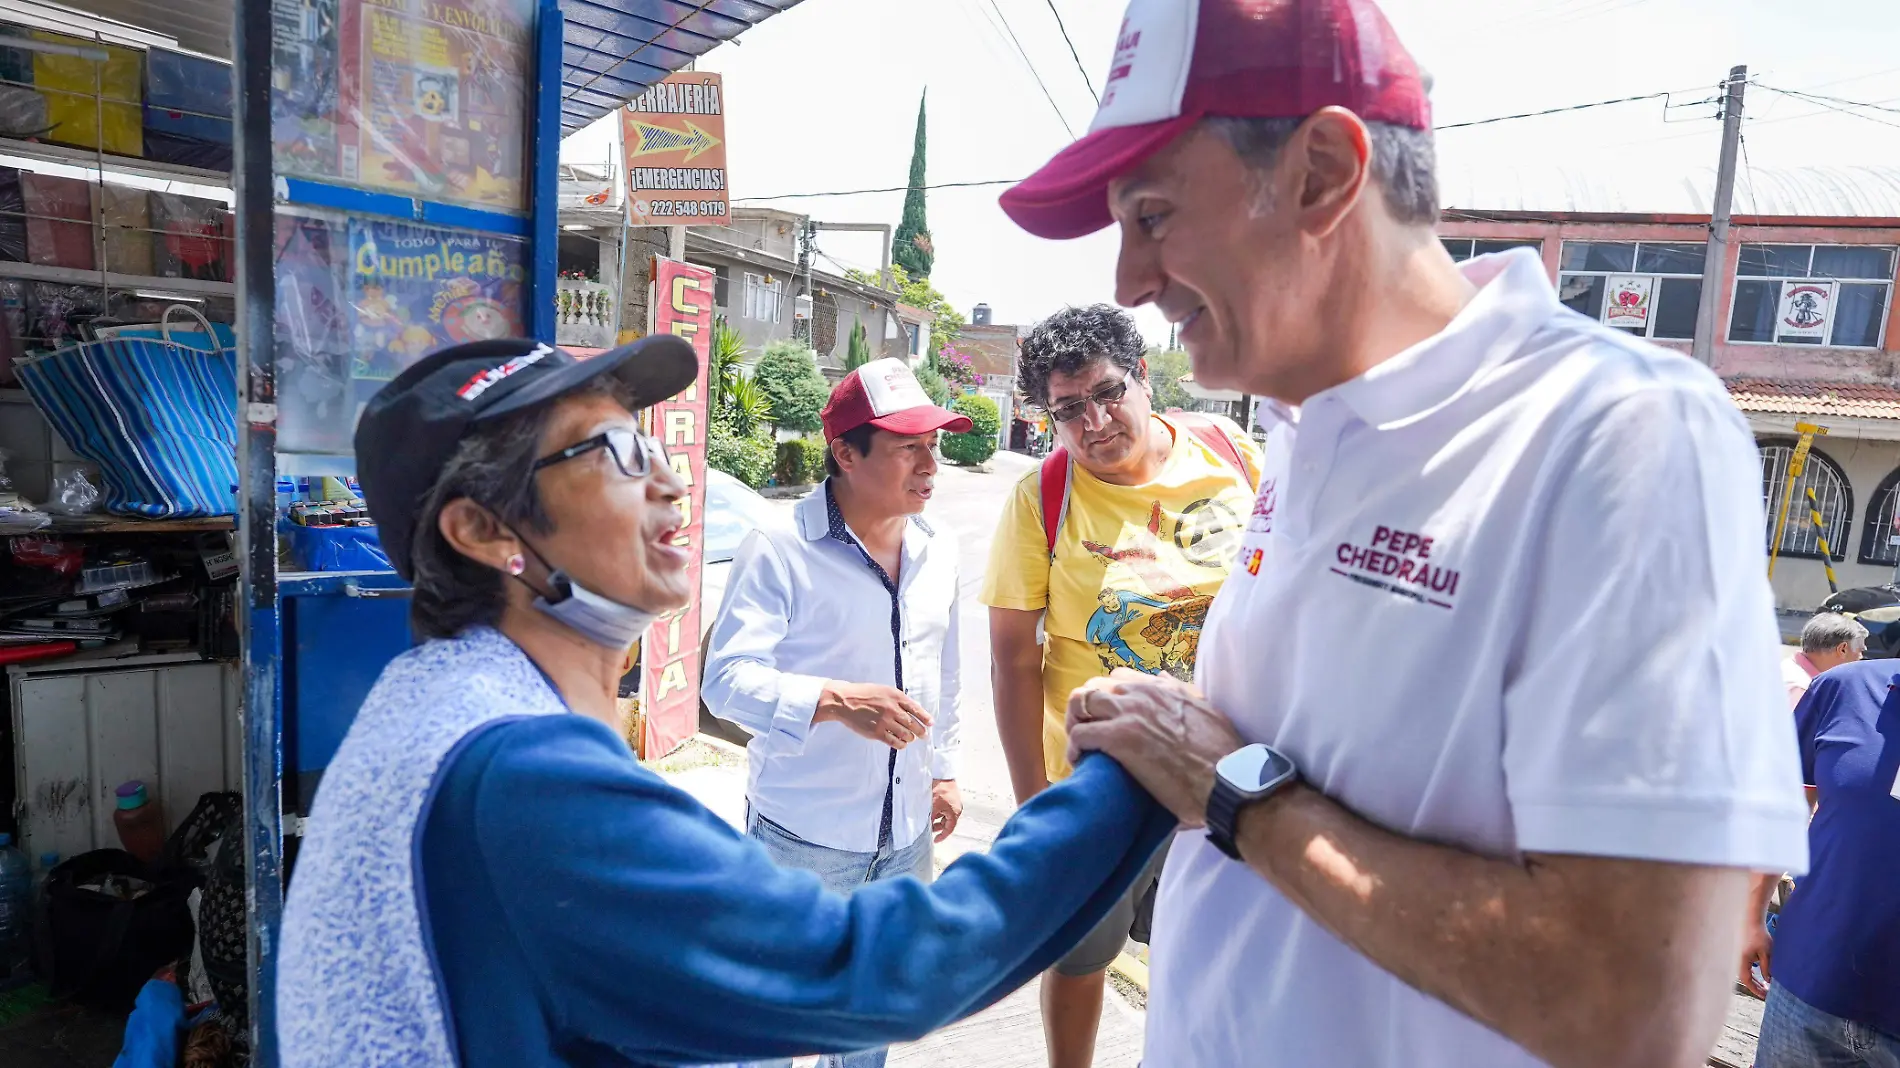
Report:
1323,248,1560,430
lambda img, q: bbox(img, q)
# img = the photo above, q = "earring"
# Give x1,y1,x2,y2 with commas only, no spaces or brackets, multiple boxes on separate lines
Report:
505,553,526,576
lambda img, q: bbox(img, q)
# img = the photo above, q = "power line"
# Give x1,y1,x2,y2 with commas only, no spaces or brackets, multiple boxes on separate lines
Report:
985,0,1077,138
738,178,1021,203
1041,0,1099,106
1756,85,1900,130
1435,88,1693,131
734,85,1748,203
1758,84,1900,116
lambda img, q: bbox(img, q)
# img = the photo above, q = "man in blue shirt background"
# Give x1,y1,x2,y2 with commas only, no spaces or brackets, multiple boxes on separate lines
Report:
1756,658,1900,1067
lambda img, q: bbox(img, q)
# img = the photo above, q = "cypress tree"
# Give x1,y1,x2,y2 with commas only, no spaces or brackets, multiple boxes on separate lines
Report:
894,91,934,280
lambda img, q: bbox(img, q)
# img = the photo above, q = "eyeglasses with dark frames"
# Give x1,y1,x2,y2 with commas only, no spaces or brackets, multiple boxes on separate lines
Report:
1044,373,1133,423
533,427,667,479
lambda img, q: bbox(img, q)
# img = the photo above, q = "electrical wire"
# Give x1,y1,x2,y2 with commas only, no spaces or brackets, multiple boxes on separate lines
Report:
1758,84,1900,116
738,178,1021,203
1041,0,1099,106
1756,85,1900,130
733,84,1748,202
985,0,1077,138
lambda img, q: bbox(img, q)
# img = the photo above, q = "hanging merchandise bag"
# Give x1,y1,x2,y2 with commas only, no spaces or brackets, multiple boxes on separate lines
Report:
15,306,238,518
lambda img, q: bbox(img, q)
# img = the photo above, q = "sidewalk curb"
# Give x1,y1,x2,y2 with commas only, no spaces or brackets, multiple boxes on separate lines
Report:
1110,952,1148,993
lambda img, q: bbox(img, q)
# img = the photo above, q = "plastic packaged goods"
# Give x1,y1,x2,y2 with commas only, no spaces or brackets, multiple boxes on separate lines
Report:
45,468,100,515
21,172,95,270
0,168,27,264
143,48,231,170
151,193,231,282
30,30,143,157
99,183,154,276
75,558,165,594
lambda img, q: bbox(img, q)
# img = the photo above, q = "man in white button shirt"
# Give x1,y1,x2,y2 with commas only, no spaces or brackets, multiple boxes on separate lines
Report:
1001,1,1811,1066
703,358,970,1068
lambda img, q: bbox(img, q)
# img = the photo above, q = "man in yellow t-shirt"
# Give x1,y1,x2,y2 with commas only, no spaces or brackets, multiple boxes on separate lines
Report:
979,304,1259,1068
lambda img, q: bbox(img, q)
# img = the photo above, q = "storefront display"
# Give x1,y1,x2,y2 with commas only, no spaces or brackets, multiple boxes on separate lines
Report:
272,0,533,212
273,211,527,455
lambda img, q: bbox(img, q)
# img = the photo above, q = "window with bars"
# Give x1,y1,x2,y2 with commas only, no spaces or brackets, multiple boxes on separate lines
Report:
1558,241,1707,341
1729,244,1894,348
1759,440,1851,560
1860,467,1900,566
743,272,782,323
1441,238,1542,262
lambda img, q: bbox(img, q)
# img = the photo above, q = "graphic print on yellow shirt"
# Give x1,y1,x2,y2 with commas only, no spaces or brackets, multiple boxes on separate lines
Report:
980,415,1261,781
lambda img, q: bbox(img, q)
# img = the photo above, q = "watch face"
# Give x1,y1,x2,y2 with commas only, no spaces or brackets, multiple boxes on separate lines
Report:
1217,744,1296,792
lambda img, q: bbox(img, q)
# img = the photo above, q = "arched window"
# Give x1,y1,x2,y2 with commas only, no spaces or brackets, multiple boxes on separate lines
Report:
1758,439,1851,560
1860,466,1900,566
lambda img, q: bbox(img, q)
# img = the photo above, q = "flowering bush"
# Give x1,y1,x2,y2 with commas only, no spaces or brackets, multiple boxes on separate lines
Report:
935,343,980,390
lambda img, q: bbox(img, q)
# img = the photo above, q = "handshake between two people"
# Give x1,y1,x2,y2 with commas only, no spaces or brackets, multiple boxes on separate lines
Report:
811,670,1253,837
814,680,962,841
1065,668,1251,830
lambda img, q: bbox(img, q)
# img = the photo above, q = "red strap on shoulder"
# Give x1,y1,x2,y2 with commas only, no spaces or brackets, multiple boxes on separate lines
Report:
1040,447,1070,554
1171,413,1250,483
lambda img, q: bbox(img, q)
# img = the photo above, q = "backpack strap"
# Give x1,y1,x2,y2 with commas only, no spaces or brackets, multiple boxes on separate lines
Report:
1040,447,1072,557
1169,412,1254,488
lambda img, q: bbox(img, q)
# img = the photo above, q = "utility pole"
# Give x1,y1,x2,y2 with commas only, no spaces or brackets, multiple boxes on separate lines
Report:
792,218,815,343
1691,64,1747,366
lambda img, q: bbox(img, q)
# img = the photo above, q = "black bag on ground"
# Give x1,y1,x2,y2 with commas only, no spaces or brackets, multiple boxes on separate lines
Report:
178,792,249,1034
30,848,195,1010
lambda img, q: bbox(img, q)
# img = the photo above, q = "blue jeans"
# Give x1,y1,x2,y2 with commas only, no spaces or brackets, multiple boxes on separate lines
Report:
1758,985,1900,1068
742,813,936,1068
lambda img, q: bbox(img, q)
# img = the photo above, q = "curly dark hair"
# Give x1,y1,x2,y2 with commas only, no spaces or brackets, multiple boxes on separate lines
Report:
1017,304,1146,409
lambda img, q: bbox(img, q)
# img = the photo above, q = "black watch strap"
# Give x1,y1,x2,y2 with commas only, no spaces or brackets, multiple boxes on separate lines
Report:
1204,776,1248,860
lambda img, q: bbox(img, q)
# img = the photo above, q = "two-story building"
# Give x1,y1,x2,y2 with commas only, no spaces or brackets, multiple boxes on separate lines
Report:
555,185,931,377
1438,163,1900,611
956,306,1023,451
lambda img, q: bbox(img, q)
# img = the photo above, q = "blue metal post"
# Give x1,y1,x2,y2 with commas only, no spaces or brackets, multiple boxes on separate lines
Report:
531,0,564,343
233,0,285,1060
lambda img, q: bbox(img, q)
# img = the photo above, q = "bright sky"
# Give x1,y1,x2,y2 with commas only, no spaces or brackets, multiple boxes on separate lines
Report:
562,0,1900,347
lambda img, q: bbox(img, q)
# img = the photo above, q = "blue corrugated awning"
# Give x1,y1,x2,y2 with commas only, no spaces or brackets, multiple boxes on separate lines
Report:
559,0,802,132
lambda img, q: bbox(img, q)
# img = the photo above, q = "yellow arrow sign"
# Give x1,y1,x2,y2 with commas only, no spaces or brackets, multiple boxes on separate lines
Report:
625,119,722,163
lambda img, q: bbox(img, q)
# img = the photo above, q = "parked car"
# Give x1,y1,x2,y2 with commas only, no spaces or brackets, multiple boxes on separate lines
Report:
698,469,785,745
1818,584,1900,658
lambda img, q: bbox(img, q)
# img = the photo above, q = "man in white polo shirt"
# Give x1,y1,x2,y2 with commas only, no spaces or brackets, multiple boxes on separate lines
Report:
1001,1,1811,1066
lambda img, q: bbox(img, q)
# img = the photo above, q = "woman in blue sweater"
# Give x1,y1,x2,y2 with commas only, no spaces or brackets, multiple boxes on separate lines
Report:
277,336,1173,1068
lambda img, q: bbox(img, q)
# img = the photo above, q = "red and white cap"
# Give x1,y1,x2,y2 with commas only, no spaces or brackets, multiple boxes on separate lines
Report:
1000,0,1430,240
821,358,974,439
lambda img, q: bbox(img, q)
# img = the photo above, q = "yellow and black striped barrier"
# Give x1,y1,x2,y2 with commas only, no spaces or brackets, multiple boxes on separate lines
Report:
1806,485,1838,594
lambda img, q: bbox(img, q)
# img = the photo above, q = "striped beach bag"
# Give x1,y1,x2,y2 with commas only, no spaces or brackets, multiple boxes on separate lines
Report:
16,309,238,518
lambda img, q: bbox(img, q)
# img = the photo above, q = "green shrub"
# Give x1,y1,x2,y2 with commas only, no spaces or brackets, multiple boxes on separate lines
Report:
914,364,952,408
774,436,828,486
753,341,830,434
708,414,774,488
940,394,1000,466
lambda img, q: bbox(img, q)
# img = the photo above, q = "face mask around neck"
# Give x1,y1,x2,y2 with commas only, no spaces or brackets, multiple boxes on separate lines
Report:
532,570,659,650
506,533,659,649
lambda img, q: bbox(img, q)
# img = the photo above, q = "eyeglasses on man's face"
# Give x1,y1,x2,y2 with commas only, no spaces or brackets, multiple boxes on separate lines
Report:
1044,373,1133,423
534,427,668,479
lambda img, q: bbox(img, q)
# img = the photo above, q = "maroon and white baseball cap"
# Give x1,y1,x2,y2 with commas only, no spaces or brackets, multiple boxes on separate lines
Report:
1001,0,1430,240
821,357,974,439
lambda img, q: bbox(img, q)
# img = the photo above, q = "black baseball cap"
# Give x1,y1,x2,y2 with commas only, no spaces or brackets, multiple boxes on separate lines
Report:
354,335,696,580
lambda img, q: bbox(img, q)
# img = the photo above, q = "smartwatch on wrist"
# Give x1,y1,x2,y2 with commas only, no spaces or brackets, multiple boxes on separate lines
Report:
1205,743,1299,860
